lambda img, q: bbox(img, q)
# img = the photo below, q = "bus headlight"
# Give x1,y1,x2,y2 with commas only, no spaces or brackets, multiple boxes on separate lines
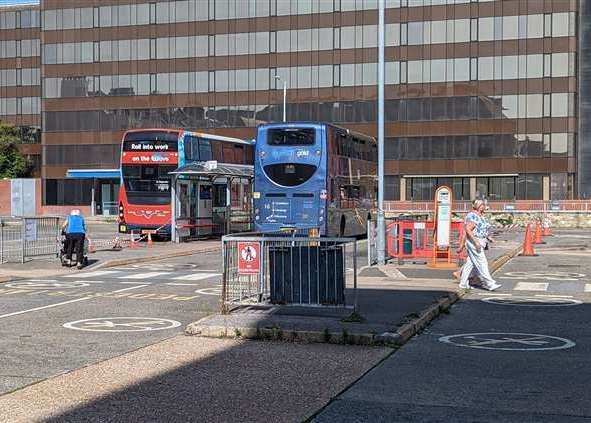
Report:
319,216,324,222
255,215,260,220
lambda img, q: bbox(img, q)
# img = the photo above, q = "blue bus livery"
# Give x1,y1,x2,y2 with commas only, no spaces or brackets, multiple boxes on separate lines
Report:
254,122,377,237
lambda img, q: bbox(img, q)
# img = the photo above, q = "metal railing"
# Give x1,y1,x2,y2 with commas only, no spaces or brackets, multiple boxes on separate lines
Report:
0,217,61,264
385,200,591,213
221,233,358,314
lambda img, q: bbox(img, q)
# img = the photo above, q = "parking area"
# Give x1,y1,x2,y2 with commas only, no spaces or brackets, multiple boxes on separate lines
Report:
0,251,222,394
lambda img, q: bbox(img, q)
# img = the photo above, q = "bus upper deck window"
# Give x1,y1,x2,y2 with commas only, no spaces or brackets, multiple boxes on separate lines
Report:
268,128,315,146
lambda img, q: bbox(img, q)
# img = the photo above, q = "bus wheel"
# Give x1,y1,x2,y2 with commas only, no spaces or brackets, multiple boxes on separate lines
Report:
339,217,346,237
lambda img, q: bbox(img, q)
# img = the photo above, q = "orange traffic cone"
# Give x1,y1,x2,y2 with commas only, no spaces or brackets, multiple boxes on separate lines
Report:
534,222,545,244
130,231,137,249
147,232,153,247
520,224,537,256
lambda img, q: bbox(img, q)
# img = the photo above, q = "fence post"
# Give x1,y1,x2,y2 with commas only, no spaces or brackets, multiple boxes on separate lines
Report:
21,218,26,264
55,217,61,257
0,218,3,264
353,239,358,314
367,220,372,267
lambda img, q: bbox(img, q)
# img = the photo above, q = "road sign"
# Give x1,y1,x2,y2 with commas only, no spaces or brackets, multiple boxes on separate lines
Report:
63,317,181,332
238,242,260,274
434,186,452,249
481,296,582,307
438,332,576,351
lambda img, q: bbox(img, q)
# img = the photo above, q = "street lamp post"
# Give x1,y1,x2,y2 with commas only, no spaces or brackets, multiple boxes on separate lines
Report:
377,0,386,265
274,75,287,122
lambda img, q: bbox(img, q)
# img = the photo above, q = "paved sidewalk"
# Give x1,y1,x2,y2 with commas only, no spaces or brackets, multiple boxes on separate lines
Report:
0,240,220,282
0,336,390,423
187,229,523,345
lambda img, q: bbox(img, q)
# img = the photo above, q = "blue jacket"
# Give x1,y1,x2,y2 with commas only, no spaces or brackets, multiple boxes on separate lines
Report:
66,215,86,234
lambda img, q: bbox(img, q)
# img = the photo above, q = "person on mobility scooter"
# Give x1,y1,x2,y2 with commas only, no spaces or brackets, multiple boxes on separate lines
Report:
61,209,87,269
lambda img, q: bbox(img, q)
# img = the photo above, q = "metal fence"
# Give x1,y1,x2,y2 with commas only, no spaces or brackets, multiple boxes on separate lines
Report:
385,200,591,213
0,217,61,264
221,233,358,314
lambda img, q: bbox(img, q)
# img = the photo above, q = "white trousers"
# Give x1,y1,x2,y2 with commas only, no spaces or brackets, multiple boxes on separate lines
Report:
460,240,497,288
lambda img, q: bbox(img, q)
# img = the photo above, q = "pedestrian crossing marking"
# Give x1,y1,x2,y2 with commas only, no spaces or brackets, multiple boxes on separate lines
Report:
118,272,170,280
171,273,220,281
64,271,120,279
585,284,591,293
514,282,549,291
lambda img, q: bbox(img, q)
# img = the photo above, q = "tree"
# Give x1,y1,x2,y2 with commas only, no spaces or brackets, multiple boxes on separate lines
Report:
0,121,31,178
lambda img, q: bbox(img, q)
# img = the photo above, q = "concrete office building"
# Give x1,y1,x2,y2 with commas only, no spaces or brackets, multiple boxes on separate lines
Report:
0,0,586,214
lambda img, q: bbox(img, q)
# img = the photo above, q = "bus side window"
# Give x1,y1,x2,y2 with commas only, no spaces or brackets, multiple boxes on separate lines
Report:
199,138,213,161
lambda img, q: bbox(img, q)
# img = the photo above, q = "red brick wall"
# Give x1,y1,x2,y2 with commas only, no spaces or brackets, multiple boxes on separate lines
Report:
0,180,10,215
41,205,91,217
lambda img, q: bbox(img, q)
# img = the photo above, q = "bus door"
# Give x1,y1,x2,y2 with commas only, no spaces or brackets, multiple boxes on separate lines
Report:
197,181,213,237
212,181,228,235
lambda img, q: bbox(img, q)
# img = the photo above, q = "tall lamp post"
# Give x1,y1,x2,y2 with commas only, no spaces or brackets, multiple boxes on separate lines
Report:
377,0,386,265
274,75,287,122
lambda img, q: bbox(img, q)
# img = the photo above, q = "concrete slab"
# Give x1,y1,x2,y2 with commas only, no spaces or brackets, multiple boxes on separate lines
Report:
0,336,391,423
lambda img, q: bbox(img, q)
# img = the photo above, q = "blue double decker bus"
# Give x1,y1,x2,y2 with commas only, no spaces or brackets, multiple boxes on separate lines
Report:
254,122,377,237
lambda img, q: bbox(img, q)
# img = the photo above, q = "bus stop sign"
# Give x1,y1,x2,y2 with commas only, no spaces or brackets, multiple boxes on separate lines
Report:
238,242,261,274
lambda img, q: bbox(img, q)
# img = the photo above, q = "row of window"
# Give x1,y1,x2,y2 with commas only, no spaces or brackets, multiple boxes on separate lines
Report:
44,144,120,166
41,0,496,31
42,54,575,99
41,13,574,65
384,133,574,160
400,175,545,201
0,9,40,30
0,97,40,116
42,97,574,133
0,68,40,87
0,39,40,59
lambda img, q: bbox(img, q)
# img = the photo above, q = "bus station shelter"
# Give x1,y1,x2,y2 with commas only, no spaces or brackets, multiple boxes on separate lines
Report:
169,161,253,243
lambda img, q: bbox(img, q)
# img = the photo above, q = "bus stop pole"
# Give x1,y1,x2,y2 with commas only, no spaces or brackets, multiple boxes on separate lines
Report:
376,0,386,265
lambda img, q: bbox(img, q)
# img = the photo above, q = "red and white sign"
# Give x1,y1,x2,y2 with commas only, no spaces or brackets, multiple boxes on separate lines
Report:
121,151,178,165
237,242,261,274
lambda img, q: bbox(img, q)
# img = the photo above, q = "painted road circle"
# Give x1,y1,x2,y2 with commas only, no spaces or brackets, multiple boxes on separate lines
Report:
63,317,181,332
499,271,585,281
482,296,582,307
195,286,222,296
6,281,90,290
438,332,576,351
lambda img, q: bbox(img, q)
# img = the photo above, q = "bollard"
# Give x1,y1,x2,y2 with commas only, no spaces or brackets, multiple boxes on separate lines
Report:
130,231,137,249
88,238,95,253
147,232,153,247
520,224,537,256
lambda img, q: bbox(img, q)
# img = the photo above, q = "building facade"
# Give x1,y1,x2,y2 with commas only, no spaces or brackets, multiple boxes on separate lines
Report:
0,0,585,211
0,3,41,176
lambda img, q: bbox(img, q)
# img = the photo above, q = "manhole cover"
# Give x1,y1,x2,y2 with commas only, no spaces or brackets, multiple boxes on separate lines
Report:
482,296,582,307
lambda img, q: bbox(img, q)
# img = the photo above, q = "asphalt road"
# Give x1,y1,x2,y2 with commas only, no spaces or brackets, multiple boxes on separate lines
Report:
315,230,591,422
0,251,223,395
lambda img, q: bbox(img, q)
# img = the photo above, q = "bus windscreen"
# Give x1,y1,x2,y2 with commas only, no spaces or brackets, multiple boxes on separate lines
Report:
267,128,315,146
122,164,175,205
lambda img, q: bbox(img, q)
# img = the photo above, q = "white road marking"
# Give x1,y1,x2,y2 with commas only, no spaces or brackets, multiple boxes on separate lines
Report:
514,282,549,291
166,283,202,286
171,273,220,281
0,285,147,320
585,284,591,293
118,272,170,280
535,294,573,298
22,279,57,282
64,270,120,279
120,281,153,285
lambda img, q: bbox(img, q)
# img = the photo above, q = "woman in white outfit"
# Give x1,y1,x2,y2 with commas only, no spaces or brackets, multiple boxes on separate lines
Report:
457,200,501,291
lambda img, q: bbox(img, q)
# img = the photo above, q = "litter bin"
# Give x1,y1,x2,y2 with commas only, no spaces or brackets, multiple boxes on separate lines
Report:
402,228,413,254
268,245,345,305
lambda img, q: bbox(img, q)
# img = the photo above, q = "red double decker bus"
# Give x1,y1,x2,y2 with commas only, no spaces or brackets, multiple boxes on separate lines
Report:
118,128,252,237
